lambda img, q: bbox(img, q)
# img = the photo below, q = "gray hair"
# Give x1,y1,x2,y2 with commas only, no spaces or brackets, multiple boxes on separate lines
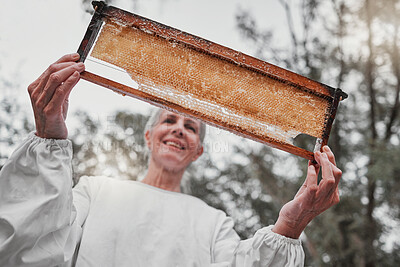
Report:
144,108,206,144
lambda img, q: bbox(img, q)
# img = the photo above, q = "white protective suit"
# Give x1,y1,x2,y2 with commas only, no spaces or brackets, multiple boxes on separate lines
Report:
0,133,305,266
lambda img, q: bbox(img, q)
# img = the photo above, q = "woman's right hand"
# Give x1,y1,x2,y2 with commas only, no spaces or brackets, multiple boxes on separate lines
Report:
28,53,85,139
272,146,341,239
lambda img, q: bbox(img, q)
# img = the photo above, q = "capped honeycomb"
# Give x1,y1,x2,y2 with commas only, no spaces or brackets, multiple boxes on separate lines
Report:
91,18,330,148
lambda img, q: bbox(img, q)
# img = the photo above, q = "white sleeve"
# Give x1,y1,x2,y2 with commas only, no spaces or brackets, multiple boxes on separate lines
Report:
0,133,84,267
212,215,305,267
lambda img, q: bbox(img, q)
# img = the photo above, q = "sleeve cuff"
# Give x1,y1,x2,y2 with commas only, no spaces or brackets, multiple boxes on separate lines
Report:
261,225,302,246
28,132,72,148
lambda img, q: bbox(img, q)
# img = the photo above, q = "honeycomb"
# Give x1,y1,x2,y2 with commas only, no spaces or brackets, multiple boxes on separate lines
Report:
91,19,330,146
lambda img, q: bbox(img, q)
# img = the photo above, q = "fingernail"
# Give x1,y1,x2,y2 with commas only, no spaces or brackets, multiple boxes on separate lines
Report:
77,62,85,70
72,53,80,59
323,146,330,152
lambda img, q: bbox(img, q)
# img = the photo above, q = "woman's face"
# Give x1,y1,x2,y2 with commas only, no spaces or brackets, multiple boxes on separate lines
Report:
145,111,204,172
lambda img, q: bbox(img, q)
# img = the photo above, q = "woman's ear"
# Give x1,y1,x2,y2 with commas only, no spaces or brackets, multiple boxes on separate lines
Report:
192,145,204,162
145,130,151,149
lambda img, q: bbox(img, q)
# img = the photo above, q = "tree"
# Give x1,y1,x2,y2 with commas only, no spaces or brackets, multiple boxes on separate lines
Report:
355,0,400,265
70,110,149,183
235,0,400,265
0,64,33,171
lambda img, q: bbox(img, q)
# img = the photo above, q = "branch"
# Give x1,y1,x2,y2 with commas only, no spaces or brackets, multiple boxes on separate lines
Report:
279,0,299,68
331,0,346,87
365,0,378,141
385,1,400,141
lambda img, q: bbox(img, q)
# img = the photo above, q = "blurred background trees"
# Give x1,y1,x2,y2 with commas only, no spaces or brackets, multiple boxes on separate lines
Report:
1,0,400,266
0,65,32,171
235,0,400,265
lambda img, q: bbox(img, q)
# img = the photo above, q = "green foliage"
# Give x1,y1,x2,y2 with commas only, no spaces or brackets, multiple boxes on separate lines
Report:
0,66,33,170
70,110,149,182
235,0,400,265
0,96,32,170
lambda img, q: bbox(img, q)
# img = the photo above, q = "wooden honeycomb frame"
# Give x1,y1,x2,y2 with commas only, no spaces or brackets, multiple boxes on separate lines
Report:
77,1,347,160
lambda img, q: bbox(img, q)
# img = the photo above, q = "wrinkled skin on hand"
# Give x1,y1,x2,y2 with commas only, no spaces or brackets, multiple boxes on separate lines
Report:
273,146,342,239
28,53,85,139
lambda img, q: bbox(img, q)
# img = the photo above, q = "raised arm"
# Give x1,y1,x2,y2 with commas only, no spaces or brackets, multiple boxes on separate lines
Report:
29,53,84,139
273,146,342,238
212,146,341,266
0,54,87,266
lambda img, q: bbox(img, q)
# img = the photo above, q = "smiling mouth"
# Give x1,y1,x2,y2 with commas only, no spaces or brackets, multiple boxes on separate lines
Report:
163,141,185,150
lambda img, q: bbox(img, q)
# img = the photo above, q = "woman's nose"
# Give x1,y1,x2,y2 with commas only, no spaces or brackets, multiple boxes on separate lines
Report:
171,121,184,137
173,128,183,136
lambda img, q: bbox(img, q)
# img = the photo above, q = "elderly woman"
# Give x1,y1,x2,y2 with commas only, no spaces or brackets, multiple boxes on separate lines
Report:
0,54,342,267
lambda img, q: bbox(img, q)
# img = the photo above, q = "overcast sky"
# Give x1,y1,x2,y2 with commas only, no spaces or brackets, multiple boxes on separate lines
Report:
0,0,293,160
0,0,305,179
1,0,287,118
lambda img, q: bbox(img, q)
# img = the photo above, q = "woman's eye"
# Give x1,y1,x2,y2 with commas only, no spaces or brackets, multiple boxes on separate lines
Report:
186,125,196,133
164,118,174,123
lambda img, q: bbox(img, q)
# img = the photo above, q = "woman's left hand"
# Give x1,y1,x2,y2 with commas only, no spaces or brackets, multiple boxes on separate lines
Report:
272,146,342,239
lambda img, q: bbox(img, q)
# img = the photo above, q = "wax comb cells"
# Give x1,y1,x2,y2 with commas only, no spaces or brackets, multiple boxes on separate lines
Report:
78,1,347,160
